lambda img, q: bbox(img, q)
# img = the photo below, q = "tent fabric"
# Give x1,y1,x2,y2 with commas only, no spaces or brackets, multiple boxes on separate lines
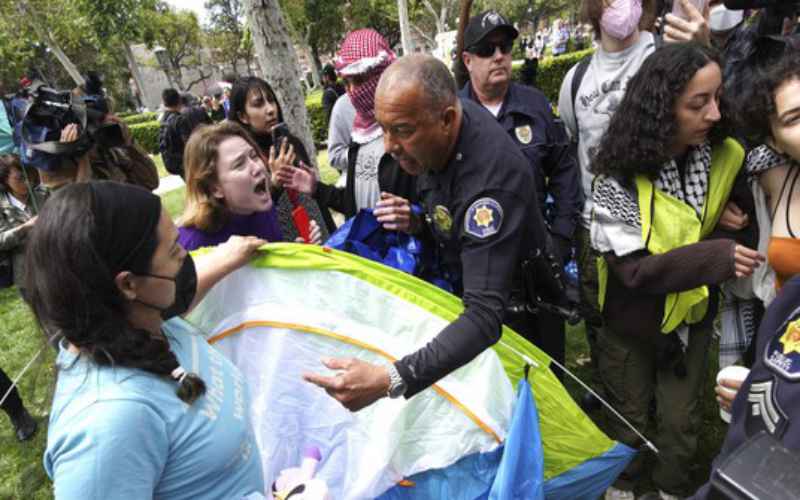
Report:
488,376,544,500
187,243,631,498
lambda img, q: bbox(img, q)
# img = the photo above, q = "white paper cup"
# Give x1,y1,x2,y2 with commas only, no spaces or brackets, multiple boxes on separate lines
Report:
716,365,750,423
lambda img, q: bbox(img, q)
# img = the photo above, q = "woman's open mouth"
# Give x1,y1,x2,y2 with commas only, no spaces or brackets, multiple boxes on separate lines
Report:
254,178,268,195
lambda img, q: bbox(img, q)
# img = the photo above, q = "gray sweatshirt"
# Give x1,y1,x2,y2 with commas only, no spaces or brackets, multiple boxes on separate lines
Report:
557,31,656,228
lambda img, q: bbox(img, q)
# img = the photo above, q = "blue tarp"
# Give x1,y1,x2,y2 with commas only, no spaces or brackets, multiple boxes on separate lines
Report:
379,372,636,500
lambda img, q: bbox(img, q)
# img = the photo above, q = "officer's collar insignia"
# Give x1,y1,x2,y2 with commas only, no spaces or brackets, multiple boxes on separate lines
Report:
515,125,532,145
765,314,800,380
465,197,503,239
433,205,452,234
746,378,787,437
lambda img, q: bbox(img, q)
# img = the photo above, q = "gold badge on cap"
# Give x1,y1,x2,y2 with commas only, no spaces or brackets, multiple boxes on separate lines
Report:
515,125,533,145
433,205,452,234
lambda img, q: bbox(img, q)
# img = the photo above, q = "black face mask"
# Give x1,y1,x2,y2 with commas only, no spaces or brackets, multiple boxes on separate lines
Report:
135,254,198,320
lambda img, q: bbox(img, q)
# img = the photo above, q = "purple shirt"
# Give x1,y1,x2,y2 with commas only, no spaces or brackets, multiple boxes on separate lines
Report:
178,209,283,251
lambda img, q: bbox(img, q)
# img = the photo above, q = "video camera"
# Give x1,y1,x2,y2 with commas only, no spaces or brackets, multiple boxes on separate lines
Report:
724,0,799,36
20,82,124,172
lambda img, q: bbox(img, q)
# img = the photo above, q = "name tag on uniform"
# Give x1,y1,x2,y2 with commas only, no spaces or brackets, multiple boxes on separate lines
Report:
465,198,503,239
515,125,533,145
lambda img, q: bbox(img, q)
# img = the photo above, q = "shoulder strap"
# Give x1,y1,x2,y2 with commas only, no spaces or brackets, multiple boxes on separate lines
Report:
570,55,592,112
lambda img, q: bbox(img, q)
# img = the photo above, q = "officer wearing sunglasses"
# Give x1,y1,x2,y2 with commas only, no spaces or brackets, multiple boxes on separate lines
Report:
459,11,582,374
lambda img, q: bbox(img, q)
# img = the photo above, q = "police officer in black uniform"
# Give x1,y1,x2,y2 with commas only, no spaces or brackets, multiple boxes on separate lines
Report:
303,54,549,410
458,10,582,370
691,274,800,499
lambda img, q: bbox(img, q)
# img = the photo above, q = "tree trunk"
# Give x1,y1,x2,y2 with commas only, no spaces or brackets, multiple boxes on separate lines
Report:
17,0,85,87
302,31,321,90
397,0,414,55
123,43,150,110
244,0,317,168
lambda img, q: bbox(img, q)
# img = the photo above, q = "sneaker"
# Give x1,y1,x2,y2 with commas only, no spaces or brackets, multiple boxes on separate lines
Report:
605,486,635,500
10,408,37,442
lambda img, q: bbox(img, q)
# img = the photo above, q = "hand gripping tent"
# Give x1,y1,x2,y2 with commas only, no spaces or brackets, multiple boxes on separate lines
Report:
187,244,635,499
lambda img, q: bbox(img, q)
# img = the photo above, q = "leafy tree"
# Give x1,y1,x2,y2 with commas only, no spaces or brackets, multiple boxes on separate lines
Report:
142,3,209,91
205,0,255,75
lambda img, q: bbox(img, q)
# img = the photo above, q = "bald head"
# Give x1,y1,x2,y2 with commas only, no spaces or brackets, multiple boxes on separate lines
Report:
377,54,458,115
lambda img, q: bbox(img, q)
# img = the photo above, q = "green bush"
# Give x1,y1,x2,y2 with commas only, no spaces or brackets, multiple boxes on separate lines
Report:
511,48,594,104
129,120,161,154
122,111,159,125
305,90,327,146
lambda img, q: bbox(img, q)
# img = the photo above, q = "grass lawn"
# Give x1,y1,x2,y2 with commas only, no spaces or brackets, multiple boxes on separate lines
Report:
0,151,726,497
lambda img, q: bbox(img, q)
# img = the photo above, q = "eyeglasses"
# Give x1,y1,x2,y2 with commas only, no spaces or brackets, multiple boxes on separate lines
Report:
467,40,513,58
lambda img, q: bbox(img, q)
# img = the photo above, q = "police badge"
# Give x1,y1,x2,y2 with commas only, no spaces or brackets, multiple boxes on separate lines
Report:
515,125,532,145
433,205,452,234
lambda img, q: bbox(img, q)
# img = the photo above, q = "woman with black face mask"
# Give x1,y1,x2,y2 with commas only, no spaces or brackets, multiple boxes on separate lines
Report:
25,181,267,499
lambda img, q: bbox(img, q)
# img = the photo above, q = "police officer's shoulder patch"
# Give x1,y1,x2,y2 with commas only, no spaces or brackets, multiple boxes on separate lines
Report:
765,316,800,380
515,125,533,145
464,197,503,239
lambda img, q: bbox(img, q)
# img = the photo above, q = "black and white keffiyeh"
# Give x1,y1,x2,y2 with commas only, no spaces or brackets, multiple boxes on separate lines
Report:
746,144,797,176
591,142,713,257
654,142,711,217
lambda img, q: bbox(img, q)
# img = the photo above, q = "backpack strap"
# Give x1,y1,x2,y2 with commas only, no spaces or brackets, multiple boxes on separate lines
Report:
570,55,592,113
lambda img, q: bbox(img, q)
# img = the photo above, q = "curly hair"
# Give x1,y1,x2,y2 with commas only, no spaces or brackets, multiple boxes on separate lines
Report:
591,42,724,181
180,121,265,232
25,182,206,405
737,49,800,145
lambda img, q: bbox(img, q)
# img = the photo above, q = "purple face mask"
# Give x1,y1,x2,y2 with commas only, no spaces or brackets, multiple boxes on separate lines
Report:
600,0,643,41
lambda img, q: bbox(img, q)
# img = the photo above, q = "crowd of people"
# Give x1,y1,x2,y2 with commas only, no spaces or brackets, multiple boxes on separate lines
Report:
1,0,799,498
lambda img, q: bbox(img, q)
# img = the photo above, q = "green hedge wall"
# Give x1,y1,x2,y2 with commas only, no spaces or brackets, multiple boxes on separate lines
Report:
129,120,161,154
122,111,159,125
511,49,594,105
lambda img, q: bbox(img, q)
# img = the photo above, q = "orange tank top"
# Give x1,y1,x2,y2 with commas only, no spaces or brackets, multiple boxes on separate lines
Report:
768,236,800,290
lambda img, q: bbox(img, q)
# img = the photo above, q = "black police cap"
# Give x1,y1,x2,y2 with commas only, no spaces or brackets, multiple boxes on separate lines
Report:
463,10,519,50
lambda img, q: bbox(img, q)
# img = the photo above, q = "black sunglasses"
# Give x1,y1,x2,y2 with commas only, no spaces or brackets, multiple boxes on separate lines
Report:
467,40,513,58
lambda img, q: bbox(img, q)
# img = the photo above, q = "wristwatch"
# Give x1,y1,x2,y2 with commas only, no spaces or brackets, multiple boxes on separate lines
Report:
386,363,408,399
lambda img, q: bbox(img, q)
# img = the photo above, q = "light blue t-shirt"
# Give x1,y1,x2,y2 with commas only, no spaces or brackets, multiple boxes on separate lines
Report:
44,318,265,500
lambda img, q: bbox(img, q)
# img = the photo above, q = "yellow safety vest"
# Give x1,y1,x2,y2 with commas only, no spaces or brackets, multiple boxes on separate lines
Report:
598,138,744,333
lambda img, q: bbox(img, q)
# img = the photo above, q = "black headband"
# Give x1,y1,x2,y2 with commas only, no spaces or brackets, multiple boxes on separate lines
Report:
88,181,162,275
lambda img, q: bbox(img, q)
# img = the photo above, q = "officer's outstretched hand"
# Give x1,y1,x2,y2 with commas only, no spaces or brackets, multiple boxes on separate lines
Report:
374,192,418,233
303,357,390,412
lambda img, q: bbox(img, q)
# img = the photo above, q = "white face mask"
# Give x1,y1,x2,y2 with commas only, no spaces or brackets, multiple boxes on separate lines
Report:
709,4,744,33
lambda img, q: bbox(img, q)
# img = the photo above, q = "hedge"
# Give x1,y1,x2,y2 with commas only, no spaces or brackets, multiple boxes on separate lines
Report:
129,120,161,155
303,49,593,145
122,111,159,125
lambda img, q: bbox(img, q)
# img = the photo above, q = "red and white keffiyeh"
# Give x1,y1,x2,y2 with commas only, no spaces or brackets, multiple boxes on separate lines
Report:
335,29,396,144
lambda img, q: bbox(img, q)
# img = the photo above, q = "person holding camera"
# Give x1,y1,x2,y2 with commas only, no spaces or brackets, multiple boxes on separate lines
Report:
28,180,267,499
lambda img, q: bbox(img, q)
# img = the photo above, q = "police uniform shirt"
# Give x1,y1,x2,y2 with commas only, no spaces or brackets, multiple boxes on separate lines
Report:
692,274,800,499
394,98,547,397
458,82,582,243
